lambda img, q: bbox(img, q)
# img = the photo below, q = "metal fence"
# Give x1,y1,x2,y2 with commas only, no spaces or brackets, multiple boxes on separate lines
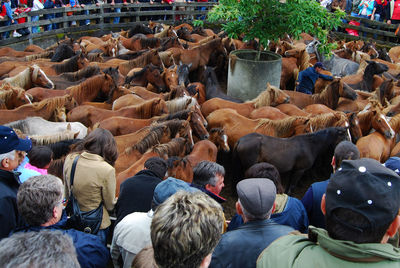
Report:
0,2,216,47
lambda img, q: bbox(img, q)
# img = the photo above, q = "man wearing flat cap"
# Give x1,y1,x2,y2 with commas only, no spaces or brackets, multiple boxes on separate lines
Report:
258,158,400,267
0,125,32,239
209,178,293,268
296,62,333,94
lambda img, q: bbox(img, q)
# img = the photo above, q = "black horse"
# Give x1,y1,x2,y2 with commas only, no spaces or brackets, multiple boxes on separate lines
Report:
51,43,76,62
347,60,389,92
232,127,350,194
199,66,243,103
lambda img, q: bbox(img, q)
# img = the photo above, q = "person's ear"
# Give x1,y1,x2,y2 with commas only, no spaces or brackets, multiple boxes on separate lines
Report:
387,215,400,237
200,253,212,268
52,206,58,219
331,156,336,171
321,194,326,216
1,158,8,168
271,202,276,214
235,201,243,215
205,184,212,192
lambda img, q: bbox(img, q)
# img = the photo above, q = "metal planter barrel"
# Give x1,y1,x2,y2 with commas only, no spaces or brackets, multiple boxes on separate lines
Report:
227,50,282,101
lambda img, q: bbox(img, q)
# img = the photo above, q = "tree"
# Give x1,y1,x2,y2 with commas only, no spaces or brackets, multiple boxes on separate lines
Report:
207,0,345,55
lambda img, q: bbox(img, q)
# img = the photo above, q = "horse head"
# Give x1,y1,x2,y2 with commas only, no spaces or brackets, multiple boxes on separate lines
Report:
188,110,209,140
209,128,230,152
148,64,167,93
347,112,362,143
177,62,191,86
31,65,54,89
365,60,389,76
337,79,357,100
163,65,178,89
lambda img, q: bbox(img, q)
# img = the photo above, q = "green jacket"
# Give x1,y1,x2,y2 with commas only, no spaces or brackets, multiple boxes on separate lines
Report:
257,226,400,268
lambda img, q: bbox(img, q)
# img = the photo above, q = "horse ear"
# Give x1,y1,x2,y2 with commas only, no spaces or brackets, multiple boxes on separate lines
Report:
67,123,71,131
73,131,80,139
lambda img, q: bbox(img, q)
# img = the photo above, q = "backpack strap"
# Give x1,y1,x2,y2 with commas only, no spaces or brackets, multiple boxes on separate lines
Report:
70,155,80,187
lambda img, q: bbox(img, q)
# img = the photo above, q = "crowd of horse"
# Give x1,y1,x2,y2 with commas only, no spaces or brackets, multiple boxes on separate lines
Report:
1,22,400,196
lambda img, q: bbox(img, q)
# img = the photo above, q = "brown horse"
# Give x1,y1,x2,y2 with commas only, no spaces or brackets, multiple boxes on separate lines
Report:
120,35,161,51
0,84,32,109
249,106,290,120
0,95,78,124
5,53,90,77
201,83,290,118
95,116,155,136
168,37,225,71
209,128,230,152
1,65,54,90
167,139,218,183
356,112,399,162
357,101,395,137
276,103,310,117
116,137,192,196
67,98,168,127
285,78,357,109
124,64,167,93
26,73,117,104
206,108,310,148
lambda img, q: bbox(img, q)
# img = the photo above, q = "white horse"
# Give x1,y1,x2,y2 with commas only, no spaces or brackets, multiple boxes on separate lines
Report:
2,65,54,90
5,116,87,139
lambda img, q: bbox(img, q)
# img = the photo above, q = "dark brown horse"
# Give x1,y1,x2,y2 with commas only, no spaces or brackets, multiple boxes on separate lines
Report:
124,64,167,93
232,127,350,194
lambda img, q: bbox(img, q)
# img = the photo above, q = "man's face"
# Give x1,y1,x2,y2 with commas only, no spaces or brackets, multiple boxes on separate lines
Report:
207,174,225,195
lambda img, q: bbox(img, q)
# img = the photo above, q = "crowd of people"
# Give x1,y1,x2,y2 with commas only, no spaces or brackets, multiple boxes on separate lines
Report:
0,0,211,40
2,120,400,268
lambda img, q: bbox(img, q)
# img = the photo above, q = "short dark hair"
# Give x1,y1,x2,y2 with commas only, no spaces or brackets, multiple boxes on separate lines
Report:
334,141,360,170
28,146,53,168
326,208,389,243
144,157,167,179
244,162,284,194
73,128,118,166
193,161,225,187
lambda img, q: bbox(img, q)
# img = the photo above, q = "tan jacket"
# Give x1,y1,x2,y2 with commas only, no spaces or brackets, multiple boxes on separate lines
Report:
64,152,117,229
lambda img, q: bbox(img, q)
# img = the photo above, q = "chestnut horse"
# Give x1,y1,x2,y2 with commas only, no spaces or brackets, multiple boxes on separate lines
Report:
95,116,155,136
124,64,167,93
209,128,230,152
0,95,78,124
26,73,117,104
206,108,310,148
201,83,290,118
167,139,218,183
67,98,168,127
285,78,357,109
356,112,399,162
1,65,54,90
0,84,32,109
116,137,192,196
249,106,290,120
357,101,395,137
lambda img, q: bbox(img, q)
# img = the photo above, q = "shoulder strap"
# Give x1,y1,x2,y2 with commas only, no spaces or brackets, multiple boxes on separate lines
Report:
70,155,80,187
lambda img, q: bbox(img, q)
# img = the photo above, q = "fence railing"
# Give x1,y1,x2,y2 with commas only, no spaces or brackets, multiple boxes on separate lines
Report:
334,15,399,47
0,2,216,47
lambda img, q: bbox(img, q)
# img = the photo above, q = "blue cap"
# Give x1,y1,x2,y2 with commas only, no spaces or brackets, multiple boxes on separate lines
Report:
153,177,198,207
314,62,326,70
384,157,400,175
0,126,32,154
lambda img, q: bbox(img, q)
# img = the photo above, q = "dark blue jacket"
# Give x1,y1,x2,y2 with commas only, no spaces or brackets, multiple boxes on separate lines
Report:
116,169,162,224
301,179,330,229
296,66,333,94
0,169,25,240
16,211,109,268
210,219,293,268
227,196,309,233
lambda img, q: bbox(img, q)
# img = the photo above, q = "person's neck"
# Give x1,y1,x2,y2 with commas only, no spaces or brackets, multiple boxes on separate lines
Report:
41,218,58,227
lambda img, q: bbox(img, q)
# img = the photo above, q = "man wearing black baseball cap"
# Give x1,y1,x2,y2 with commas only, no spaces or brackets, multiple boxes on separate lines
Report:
295,62,334,94
258,158,400,267
0,125,32,240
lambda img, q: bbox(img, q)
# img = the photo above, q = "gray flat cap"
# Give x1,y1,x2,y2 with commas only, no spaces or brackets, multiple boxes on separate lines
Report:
237,178,276,218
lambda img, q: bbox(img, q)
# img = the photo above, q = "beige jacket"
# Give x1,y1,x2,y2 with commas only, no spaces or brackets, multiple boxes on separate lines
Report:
64,152,117,229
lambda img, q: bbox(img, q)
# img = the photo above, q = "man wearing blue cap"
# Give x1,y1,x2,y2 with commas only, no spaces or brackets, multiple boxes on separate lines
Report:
258,158,400,267
0,125,32,239
296,62,334,95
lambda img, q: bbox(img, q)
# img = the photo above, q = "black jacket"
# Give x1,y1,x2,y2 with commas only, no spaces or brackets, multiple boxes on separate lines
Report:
0,169,25,240
115,169,162,224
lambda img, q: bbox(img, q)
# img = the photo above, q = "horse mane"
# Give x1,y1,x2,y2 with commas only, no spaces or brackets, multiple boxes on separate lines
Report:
67,74,109,103
139,36,161,48
61,65,101,81
126,125,169,154
156,109,190,122
46,139,81,159
120,50,158,70
250,84,280,108
164,85,187,100
166,96,195,113
29,130,79,145
191,37,219,49
256,116,305,137
152,137,186,157
307,113,346,131
299,50,311,71
130,98,164,118
52,54,82,74
155,119,187,138
312,80,340,109
0,84,25,102
389,113,400,132
47,157,65,178
29,95,70,112
4,117,30,134
24,51,54,61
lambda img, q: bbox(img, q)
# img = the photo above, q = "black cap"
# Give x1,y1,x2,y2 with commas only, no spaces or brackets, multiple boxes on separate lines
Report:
326,158,400,233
